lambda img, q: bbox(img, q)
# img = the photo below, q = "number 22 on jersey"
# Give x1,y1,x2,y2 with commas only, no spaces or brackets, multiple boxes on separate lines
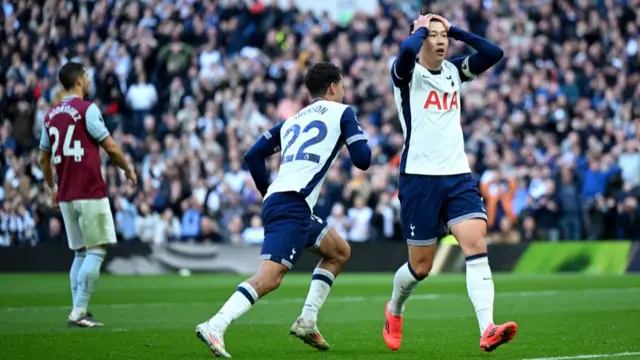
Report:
281,120,327,164
49,125,85,164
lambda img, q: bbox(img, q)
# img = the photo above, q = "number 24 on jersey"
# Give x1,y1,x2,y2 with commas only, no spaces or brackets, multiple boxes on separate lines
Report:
49,125,85,164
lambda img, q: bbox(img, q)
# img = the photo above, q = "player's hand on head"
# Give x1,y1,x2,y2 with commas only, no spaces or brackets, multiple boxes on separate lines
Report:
432,14,451,32
412,14,434,34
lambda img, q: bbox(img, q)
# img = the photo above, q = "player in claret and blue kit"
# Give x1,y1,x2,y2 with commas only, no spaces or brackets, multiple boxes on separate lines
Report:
383,11,517,353
195,62,371,358
39,62,137,327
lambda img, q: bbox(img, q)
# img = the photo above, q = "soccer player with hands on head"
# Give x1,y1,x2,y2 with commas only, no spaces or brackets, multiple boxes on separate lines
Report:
384,9,517,353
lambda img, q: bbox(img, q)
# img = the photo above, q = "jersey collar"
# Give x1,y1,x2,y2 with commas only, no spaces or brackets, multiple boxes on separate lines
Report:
415,59,442,75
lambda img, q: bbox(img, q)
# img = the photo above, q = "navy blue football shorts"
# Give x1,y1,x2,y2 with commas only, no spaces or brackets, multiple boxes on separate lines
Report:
260,192,330,269
398,173,487,246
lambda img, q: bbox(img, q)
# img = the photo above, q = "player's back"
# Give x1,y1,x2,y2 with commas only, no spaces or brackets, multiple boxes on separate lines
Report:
265,100,348,209
393,60,469,176
44,96,107,202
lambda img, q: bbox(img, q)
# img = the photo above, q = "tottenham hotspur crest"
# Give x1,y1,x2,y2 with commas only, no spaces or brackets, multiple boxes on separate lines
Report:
410,224,415,237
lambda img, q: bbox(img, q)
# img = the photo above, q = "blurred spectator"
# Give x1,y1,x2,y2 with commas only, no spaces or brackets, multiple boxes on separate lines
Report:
242,215,264,245
1,0,639,247
126,73,158,138
327,203,349,240
490,217,521,244
557,167,582,240
347,197,373,243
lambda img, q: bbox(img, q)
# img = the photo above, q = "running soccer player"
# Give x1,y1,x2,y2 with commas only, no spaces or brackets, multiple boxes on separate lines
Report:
39,61,137,327
195,62,371,358
383,12,517,353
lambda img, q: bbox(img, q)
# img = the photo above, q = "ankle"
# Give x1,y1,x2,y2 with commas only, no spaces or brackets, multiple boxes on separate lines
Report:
206,317,228,331
71,307,86,319
300,309,318,324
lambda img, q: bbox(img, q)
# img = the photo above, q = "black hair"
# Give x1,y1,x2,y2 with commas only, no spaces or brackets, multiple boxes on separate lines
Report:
303,62,343,98
409,7,442,34
58,61,85,90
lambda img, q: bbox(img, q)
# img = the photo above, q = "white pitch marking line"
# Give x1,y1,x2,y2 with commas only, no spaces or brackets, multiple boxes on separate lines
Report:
522,351,640,360
2,287,639,312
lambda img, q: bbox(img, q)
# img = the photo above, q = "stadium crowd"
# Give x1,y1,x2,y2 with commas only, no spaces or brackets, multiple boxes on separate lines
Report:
1,0,640,247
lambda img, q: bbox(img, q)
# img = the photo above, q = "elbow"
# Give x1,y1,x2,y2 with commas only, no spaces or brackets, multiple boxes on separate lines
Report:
353,152,372,171
491,46,505,64
355,161,371,171
39,152,50,168
104,145,118,157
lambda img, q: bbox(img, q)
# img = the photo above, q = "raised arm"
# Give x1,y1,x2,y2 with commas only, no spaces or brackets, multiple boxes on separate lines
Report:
391,27,428,87
244,122,283,196
448,26,504,82
340,107,371,171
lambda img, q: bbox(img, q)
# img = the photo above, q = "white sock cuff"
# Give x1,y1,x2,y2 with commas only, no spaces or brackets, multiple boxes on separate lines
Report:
237,282,259,304
466,254,489,267
86,248,106,258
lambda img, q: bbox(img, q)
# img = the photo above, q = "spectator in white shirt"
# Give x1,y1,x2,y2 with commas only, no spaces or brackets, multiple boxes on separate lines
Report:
126,73,158,138
199,41,222,70
327,203,349,240
136,203,160,244
155,209,182,245
224,160,248,193
347,197,373,243
242,215,264,245
618,140,640,187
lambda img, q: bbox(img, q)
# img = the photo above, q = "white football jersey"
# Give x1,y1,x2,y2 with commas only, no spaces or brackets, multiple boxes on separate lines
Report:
265,100,360,209
393,60,470,175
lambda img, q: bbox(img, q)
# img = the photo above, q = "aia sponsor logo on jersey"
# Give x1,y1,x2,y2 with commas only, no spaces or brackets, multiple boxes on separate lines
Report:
423,90,459,110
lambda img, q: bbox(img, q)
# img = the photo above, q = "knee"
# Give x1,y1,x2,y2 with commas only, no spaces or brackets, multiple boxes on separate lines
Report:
451,219,488,256
409,260,432,280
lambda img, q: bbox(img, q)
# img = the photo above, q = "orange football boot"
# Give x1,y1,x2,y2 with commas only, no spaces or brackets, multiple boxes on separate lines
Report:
383,302,403,351
480,322,518,352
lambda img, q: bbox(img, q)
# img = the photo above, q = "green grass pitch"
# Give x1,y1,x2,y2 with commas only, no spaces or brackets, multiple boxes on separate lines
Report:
1,273,640,360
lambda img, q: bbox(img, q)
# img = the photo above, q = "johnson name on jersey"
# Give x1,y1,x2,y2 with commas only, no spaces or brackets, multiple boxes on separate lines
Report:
265,100,365,209
393,60,471,176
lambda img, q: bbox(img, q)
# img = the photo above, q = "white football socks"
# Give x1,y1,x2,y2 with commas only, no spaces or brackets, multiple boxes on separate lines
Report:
72,248,105,320
300,268,335,324
466,254,495,335
70,250,86,307
389,262,422,316
208,282,259,331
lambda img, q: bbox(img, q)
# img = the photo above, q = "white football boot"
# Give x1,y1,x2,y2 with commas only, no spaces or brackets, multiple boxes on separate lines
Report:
195,322,232,358
289,317,330,351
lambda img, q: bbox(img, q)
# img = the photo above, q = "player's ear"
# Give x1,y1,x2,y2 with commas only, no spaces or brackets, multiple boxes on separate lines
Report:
328,82,336,96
